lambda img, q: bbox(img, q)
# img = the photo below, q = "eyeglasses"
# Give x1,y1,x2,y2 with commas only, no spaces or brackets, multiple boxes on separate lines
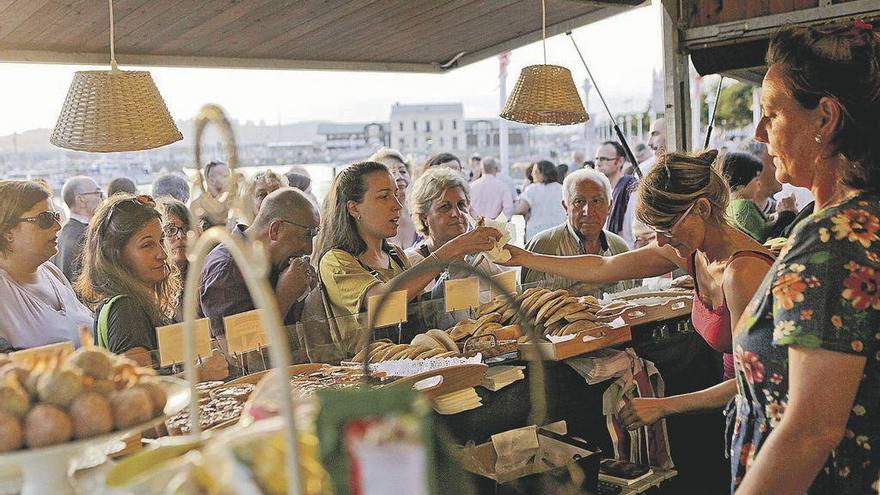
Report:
163,223,188,239
78,189,105,199
653,203,696,238
17,211,61,229
279,219,320,238
594,156,618,162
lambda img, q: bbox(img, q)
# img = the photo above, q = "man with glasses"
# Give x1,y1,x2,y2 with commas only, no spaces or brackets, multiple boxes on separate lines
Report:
199,188,320,356
53,176,104,281
595,141,638,248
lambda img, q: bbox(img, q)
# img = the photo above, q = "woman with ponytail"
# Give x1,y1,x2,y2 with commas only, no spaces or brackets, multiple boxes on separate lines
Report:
503,150,774,475
506,150,772,377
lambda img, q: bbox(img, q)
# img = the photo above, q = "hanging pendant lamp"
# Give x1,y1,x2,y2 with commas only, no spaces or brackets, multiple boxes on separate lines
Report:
500,0,588,126
50,0,182,152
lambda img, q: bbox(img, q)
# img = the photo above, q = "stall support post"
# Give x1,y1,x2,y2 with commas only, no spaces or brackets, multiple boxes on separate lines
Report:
660,0,692,153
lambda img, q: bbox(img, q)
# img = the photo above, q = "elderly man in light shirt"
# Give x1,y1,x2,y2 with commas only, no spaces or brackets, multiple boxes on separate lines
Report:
520,168,636,297
468,156,513,220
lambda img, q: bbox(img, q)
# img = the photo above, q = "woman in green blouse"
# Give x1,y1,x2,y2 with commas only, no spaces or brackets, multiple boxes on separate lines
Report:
722,151,797,241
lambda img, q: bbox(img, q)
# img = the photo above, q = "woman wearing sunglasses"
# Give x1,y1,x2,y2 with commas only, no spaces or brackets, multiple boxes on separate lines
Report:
503,151,773,460
77,194,227,380
0,180,91,349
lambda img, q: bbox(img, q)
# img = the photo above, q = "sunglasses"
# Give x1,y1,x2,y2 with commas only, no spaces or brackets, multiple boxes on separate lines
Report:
105,194,156,225
279,219,321,238
17,211,61,229
653,203,696,238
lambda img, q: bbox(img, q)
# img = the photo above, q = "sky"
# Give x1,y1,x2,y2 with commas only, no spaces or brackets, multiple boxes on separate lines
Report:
0,3,663,137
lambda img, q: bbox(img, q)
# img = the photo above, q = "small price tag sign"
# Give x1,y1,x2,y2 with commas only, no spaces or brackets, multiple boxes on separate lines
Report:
11,341,74,364
367,290,408,328
445,277,480,312
224,309,269,354
156,318,212,367
491,270,517,299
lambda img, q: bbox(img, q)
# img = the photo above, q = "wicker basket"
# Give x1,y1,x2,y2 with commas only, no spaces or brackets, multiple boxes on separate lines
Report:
501,64,589,126
50,69,182,152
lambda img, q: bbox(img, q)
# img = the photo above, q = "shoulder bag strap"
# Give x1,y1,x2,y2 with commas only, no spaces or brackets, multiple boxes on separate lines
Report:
96,295,127,350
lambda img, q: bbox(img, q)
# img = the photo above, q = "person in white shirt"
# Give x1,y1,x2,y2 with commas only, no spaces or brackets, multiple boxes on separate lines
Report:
514,160,567,241
0,180,90,350
468,157,514,220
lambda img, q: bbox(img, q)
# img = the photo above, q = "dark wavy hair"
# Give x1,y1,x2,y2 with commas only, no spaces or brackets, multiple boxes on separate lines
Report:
535,160,558,184
767,22,880,190
316,161,391,257
721,152,764,191
77,194,180,323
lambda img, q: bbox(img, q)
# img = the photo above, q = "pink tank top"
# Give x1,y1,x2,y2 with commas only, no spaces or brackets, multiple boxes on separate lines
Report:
688,250,774,380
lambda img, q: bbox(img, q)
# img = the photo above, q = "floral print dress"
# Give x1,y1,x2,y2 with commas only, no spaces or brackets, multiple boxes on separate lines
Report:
728,194,880,493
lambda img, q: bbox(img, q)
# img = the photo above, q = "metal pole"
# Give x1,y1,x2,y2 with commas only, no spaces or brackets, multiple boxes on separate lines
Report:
704,76,724,150
567,32,641,178
499,52,510,175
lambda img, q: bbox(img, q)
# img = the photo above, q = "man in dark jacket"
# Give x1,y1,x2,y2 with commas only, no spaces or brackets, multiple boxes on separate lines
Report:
53,176,104,282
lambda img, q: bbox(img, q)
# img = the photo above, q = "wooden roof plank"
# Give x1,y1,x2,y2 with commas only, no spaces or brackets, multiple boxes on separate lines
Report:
113,0,196,49
236,0,380,58
0,0,644,70
393,1,596,61
454,3,633,68
124,0,240,51
0,48,443,72
154,0,290,54
0,0,56,45
39,0,154,50
304,0,471,61
345,0,522,61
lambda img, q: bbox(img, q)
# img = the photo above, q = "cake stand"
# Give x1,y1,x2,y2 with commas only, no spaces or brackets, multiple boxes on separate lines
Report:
0,376,190,495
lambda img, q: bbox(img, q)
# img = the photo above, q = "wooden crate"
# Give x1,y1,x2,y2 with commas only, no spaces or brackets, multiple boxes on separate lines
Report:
518,325,632,361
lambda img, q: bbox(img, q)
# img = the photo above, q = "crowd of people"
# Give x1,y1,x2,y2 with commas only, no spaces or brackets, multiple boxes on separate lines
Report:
0,22,876,494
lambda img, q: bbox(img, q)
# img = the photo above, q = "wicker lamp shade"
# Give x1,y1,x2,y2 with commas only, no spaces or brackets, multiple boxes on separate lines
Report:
501,64,589,126
51,69,182,152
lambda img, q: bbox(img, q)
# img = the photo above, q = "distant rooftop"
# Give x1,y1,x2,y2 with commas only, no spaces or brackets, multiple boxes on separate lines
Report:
316,122,388,134
316,117,532,135
390,103,464,115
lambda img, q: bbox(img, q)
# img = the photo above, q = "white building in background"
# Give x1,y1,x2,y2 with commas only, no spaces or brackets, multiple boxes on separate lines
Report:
465,119,532,158
389,103,466,154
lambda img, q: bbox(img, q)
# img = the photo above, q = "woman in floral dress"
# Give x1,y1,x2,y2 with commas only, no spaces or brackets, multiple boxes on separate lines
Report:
729,22,879,494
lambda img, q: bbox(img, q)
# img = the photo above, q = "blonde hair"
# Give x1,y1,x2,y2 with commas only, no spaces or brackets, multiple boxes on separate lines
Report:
409,167,471,236
636,150,729,229
252,169,289,188
368,147,409,168
77,194,180,322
